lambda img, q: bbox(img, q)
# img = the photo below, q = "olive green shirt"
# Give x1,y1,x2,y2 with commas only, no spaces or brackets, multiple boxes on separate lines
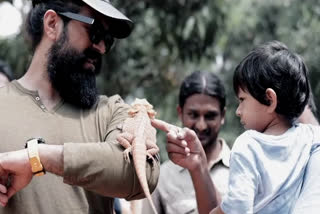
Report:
0,80,160,214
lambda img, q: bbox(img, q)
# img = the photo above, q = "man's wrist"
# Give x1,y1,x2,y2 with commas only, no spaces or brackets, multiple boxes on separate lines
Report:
38,144,64,176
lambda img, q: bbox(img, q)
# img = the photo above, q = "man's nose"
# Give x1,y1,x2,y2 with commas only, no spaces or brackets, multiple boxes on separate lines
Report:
92,40,106,55
195,117,207,131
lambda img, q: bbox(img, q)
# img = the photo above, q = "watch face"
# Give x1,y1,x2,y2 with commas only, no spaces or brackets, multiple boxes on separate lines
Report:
25,138,46,148
38,138,46,144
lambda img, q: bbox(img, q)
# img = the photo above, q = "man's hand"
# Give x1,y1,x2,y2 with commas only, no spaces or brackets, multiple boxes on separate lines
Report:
0,149,33,207
151,119,207,172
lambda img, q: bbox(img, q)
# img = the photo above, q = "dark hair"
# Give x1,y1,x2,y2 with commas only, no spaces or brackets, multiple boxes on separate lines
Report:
233,40,310,122
179,71,226,111
0,60,13,81
26,0,85,50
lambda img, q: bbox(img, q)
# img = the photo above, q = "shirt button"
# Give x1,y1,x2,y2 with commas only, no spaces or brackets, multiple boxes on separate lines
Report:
35,97,40,101
40,105,45,109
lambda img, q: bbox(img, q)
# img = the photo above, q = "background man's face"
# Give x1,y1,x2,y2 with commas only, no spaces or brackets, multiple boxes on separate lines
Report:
178,94,225,148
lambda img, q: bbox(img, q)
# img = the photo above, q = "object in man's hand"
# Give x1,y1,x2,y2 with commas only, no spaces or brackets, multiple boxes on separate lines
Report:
117,98,159,214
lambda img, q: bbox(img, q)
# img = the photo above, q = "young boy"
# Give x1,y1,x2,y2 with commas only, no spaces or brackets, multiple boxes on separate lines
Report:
152,41,320,214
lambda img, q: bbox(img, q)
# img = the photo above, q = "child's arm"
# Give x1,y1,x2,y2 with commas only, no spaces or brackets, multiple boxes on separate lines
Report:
151,119,221,214
292,147,320,213
220,134,258,213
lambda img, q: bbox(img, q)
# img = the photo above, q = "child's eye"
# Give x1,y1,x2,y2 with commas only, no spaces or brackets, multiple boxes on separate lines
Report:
238,98,244,103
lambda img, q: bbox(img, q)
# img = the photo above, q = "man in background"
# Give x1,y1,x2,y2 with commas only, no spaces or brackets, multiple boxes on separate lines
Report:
143,71,230,214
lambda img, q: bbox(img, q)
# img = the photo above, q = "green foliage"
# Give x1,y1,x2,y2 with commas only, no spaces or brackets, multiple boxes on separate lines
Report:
0,0,13,3
1,0,320,162
0,34,31,79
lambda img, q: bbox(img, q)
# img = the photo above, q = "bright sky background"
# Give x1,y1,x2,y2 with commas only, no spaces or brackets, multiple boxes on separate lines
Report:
0,0,28,38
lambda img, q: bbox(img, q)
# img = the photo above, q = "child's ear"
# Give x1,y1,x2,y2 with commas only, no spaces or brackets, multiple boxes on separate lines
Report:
265,88,277,113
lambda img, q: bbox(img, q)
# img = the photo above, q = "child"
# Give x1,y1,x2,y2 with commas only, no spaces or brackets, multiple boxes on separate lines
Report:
152,41,320,214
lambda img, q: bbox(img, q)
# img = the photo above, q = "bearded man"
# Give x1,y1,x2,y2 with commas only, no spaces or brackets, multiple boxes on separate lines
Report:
0,0,159,213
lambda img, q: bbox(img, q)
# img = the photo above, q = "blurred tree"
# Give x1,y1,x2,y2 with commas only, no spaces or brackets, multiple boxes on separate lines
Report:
215,0,320,146
0,0,32,79
0,35,31,79
0,0,13,3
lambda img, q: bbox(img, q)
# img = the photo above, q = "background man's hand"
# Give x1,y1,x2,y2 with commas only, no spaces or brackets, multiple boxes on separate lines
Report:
151,119,207,172
0,149,32,207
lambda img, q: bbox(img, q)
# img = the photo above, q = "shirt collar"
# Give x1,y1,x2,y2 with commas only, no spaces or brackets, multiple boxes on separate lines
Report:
215,138,231,168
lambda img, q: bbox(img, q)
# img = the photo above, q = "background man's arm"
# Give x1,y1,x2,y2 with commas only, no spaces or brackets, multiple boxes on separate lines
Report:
151,119,221,214
190,161,222,214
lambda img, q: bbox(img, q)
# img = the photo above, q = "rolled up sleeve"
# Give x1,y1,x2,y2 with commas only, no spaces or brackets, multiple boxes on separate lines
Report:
62,95,160,199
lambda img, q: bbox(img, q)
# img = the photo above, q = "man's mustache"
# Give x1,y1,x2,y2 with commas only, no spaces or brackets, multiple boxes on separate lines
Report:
84,49,102,62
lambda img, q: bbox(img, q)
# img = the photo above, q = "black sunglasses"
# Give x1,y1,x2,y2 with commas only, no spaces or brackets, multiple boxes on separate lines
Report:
58,12,115,53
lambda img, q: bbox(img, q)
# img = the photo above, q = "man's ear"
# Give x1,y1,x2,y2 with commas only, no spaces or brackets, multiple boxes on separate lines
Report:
43,10,63,41
265,88,277,113
220,107,226,126
177,106,183,121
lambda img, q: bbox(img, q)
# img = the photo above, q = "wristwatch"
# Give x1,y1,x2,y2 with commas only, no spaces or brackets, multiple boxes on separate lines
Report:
25,138,46,176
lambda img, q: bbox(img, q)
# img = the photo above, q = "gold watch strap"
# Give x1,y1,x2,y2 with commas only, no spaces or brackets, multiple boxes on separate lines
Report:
26,139,45,176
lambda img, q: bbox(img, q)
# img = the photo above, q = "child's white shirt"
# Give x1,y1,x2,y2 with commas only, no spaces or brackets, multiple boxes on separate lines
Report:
221,123,320,214
292,146,320,214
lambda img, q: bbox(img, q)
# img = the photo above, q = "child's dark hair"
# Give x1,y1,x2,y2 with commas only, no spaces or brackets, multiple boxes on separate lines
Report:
26,0,85,50
233,40,310,123
179,71,226,111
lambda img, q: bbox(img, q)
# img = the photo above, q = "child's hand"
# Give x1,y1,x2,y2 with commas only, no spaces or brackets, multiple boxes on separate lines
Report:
151,119,207,172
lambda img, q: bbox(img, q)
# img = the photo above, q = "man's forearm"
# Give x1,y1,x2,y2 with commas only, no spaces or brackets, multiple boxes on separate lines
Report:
38,144,64,176
189,165,221,214
0,141,160,204
62,142,160,198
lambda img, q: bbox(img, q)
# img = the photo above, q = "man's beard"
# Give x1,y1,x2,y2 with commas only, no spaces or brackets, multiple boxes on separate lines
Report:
47,30,102,109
